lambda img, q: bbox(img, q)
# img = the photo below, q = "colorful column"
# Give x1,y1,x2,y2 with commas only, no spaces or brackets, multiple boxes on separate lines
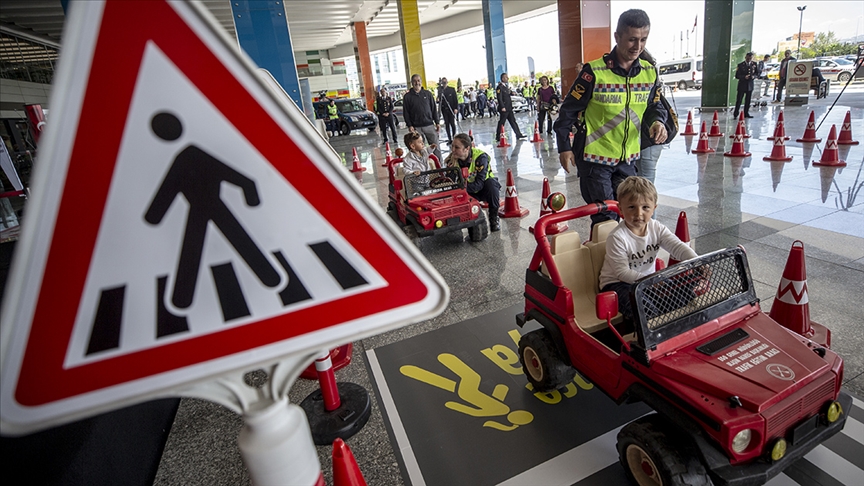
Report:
397,0,426,87
231,1,302,105
701,1,754,109
482,0,507,87
352,21,376,114
557,1,610,93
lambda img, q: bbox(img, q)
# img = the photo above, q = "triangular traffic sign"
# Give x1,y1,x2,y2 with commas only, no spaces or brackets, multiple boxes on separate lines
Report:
0,0,447,433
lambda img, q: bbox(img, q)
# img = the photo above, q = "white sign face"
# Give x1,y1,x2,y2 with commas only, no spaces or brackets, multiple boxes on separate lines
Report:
787,61,813,95
0,0,447,434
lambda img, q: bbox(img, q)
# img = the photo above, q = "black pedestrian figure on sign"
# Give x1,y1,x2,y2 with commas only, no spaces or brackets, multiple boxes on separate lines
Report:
145,112,281,309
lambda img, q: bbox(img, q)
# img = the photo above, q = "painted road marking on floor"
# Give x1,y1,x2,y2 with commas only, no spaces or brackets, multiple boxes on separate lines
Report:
804,443,863,486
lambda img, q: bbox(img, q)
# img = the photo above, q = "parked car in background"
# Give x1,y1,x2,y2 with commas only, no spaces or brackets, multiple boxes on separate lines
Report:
511,95,529,113
811,57,857,82
657,57,703,90
762,62,779,80
313,98,377,136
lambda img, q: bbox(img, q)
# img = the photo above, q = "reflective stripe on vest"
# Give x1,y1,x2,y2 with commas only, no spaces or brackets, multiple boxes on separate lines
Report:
583,59,656,166
467,147,493,183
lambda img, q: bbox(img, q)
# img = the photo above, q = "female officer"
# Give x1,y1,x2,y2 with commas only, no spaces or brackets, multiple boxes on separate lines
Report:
445,133,501,232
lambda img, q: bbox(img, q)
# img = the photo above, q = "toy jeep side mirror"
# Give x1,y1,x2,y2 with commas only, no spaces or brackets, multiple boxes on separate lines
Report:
596,291,630,352
596,291,618,320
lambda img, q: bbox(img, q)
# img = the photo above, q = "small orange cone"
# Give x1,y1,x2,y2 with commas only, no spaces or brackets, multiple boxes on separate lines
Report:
796,110,822,143
813,125,847,168
837,110,859,145
381,142,392,167
667,211,691,266
767,110,790,141
531,120,543,142
692,121,715,153
332,438,368,486
530,178,568,235
723,122,751,157
707,111,724,137
497,125,510,147
763,123,793,162
768,241,813,338
349,147,364,172
730,111,750,139
498,169,529,218
681,110,697,135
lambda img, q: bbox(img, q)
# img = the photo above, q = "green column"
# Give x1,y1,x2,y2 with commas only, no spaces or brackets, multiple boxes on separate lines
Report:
701,1,754,109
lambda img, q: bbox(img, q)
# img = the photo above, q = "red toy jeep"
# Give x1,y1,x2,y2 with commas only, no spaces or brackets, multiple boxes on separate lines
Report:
386,157,488,242
518,200,850,486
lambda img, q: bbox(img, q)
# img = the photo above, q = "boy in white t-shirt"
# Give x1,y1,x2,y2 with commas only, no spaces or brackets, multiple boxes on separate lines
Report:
598,176,698,321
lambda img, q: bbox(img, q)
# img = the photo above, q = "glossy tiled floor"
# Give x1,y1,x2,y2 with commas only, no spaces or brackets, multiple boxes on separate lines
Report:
154,86,864,486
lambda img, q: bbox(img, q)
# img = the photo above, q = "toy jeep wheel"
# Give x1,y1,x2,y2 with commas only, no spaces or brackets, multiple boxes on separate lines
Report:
467,213,488,242
518,329,575,391
617,415,710,486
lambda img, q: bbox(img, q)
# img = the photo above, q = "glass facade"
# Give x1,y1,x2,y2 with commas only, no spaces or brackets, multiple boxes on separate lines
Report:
0,32,58,85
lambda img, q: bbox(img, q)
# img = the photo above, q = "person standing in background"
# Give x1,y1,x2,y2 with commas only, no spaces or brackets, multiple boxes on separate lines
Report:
403,74,442,162
375,88,398,146
733,52,757,118
775,50,795,103
496,73,527,142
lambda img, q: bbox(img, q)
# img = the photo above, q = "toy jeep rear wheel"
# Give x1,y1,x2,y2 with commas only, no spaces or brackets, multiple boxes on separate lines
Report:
617,415,710,486
518,329,575,391
467,213,488,242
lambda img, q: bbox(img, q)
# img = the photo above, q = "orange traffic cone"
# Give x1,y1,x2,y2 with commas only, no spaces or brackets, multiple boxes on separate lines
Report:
530,178,567,235
692,121,715,153
813,125,847,168
332,438,368,486
796,110,822,143
724,122,751,157
837,110,859,145
763,123,793,162
497,126,510,147
730,111,750,139
768,241,813,338
667,211,691,266
349,147,364,172
498,169,529,218
767,110,790,141
707,111,724,137
531,120,543,142
681,110,698,135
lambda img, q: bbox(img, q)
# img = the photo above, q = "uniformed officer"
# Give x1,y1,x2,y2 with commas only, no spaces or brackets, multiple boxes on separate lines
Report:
496,73,527,143
446,133,501,232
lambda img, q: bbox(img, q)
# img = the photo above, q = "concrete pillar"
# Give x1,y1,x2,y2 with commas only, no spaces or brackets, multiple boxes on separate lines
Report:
558,1,610,93
482,0,507,87
231,1,302,105
397,0,427,87
701,1,754,109
352,21,376,113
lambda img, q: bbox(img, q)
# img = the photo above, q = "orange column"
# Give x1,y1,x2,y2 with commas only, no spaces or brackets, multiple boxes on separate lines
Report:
557,1,610,92
352,21,376,113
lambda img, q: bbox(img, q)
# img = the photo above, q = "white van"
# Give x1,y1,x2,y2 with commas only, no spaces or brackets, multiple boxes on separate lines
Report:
657,57,703,90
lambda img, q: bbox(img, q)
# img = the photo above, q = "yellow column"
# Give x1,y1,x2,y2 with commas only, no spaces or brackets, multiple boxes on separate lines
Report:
397,0,426,87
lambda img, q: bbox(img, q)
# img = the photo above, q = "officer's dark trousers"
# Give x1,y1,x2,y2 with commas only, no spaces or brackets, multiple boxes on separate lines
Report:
379,115,397,142
734,89,752,116
441,110,456,142
496,110,524,140
574,157,636,227
471,177,501,214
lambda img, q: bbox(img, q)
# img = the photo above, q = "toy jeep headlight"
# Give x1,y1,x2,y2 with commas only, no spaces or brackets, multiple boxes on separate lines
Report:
826,401,843,423
435,220,443,228
731,429,753,453
471,205,480,215
770,438,787,461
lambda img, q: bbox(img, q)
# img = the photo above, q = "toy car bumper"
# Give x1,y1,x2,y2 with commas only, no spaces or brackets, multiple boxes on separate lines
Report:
702,391,852,486
412,215,483,237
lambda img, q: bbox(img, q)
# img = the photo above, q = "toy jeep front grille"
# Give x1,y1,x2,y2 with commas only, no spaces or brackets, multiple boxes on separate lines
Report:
764,374,835,439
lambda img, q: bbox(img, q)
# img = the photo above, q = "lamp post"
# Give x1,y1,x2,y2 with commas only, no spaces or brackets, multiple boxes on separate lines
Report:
797,5,807,57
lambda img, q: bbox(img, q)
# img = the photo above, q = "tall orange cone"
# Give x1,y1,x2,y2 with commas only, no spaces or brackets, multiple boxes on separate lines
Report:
667,211,691,266
723,122,751,157
730,111,750,139
813,125,847,168
332,438,368,486
763,123,793,161
796,110,822,143
767,110,790,141
837,110,859,145
692,121,715,153
768,241,813,338
498,169,529,218
707,111,724,137
531,120,543,142
530,178,568,235
349,147,364,172
681,110,697,135
497,125,510,147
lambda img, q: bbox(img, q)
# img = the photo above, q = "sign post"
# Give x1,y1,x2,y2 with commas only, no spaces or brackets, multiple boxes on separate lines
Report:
0,1,447,482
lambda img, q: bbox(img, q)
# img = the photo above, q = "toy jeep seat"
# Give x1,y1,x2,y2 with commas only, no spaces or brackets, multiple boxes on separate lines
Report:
395,164,408,199
543,220,622,334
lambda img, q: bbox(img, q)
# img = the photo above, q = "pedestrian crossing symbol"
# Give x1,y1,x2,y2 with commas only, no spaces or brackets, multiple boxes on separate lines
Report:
0,0,446,434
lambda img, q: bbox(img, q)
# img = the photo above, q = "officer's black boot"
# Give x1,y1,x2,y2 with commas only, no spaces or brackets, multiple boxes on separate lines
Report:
489,212,500,232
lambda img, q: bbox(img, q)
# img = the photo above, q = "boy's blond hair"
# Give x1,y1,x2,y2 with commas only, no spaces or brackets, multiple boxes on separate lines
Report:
617,176,657,205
